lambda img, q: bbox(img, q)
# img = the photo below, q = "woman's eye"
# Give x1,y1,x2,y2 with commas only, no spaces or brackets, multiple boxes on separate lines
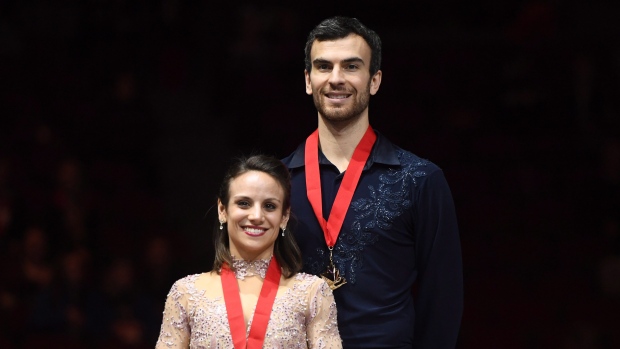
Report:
264,203,276,210
237,200,250,208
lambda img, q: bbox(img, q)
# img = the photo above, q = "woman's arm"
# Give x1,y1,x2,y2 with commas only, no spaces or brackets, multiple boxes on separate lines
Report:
155,278,191,348
305,278,342,349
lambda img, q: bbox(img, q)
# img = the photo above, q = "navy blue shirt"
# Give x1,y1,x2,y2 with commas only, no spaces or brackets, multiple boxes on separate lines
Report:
282,131,463,349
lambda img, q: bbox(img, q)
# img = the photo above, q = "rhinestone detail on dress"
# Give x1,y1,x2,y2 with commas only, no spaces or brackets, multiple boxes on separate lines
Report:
231,256,271,280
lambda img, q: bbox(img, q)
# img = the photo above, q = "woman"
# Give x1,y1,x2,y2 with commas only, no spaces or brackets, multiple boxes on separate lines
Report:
155,155,342,348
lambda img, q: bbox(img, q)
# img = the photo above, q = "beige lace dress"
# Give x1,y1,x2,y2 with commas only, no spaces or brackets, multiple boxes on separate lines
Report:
155,258,342,349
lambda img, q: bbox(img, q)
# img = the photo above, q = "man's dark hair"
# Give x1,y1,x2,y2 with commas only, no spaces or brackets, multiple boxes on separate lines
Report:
212,154,302,278
304,16,382,76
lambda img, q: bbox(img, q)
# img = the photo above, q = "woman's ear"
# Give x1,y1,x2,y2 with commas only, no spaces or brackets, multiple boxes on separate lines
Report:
217,199,227,223
281,208,290,229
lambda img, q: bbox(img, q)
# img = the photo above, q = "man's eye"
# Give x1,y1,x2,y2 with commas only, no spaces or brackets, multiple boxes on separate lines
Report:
347,64,358,70
317,64,330,70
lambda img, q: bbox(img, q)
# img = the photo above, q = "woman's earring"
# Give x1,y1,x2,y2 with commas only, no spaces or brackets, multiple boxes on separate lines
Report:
281,227,286,237
219,220,224,230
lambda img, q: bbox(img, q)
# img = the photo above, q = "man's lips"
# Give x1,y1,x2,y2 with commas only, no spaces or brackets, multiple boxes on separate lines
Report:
324,91,352,101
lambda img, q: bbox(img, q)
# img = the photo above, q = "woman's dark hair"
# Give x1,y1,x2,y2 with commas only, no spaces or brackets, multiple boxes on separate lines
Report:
212,154,302,278
304,16,382,76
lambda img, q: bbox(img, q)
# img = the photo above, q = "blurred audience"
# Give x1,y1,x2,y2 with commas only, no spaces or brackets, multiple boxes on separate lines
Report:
0,1,618,348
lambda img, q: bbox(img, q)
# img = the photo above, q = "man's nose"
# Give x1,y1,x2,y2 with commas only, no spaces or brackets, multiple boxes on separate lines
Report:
328,66,345,85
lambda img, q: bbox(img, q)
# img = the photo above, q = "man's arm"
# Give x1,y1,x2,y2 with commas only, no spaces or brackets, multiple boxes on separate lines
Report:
413,169,463,348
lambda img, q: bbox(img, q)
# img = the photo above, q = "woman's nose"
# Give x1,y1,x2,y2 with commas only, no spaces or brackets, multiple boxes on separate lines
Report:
248,206,264,222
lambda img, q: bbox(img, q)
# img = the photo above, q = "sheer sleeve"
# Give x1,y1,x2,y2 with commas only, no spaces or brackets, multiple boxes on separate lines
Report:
155,278,191,348
305,278,342,349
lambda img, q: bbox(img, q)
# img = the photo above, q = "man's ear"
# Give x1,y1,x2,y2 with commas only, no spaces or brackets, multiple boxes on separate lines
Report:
305,69,313,95
370,70,382,95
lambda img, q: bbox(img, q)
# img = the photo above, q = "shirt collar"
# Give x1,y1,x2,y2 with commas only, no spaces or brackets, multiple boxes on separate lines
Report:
286,129,401,170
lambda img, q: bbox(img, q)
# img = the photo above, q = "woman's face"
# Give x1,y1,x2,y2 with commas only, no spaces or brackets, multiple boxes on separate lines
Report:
218,170,289,261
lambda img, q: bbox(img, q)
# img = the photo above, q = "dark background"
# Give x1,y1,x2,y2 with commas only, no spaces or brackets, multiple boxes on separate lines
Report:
1,1,619,348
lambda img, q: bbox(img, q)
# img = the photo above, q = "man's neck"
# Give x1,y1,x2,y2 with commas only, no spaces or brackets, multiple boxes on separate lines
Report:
317,114,370,173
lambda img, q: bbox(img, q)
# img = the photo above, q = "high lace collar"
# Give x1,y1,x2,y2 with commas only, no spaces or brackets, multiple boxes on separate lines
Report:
231,256,272,280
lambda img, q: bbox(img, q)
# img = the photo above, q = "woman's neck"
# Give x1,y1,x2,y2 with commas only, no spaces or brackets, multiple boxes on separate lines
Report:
231,256,271,280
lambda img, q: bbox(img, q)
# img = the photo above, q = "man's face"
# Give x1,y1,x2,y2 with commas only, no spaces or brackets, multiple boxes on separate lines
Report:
305,34,382,124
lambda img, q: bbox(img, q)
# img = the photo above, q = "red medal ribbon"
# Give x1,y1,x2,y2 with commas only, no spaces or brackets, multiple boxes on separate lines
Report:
304,126,377,247
221,257,281,349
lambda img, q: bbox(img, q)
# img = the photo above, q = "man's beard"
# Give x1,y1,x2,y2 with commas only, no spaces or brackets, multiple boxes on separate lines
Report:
313,81,371,124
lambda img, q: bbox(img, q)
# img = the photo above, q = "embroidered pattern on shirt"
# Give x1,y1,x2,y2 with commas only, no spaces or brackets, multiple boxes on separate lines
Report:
309,150,429,283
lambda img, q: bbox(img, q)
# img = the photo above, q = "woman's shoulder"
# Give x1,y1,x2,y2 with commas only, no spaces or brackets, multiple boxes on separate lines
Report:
294,271,321,282
173,273,202,285
165,271,225,303
168,273,209,294
293,272,331,290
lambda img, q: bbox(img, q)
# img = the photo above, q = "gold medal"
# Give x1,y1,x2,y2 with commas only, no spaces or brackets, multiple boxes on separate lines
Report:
320,248,346,290
305,127,376,292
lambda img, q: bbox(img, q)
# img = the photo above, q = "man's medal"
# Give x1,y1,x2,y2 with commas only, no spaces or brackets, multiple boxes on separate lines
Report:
321,246,346,290
304,126,376,290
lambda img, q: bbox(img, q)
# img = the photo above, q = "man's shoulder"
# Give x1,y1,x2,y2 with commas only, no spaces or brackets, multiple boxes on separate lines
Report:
375,134,442,175
281,142,305,169
280,151,295,166
395,147,441,172
373,144,451,194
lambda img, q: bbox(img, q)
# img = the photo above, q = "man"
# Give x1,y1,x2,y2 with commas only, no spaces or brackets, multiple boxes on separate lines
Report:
282,16,463,348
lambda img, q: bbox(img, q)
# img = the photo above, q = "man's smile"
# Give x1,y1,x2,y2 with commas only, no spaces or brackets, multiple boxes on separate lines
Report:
325,91,352,100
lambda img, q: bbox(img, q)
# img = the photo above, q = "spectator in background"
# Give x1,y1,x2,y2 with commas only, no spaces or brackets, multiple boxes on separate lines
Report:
85,256,154,348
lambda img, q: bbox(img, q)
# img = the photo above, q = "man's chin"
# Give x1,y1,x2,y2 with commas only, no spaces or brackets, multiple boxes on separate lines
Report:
320,110,362,124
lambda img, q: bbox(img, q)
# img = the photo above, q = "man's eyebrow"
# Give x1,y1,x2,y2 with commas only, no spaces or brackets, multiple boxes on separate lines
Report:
312,58,331,65
312,57,365,65
342,57,365,65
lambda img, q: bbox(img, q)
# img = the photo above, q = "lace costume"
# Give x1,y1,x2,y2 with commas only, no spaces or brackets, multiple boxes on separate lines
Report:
155,258,342,349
